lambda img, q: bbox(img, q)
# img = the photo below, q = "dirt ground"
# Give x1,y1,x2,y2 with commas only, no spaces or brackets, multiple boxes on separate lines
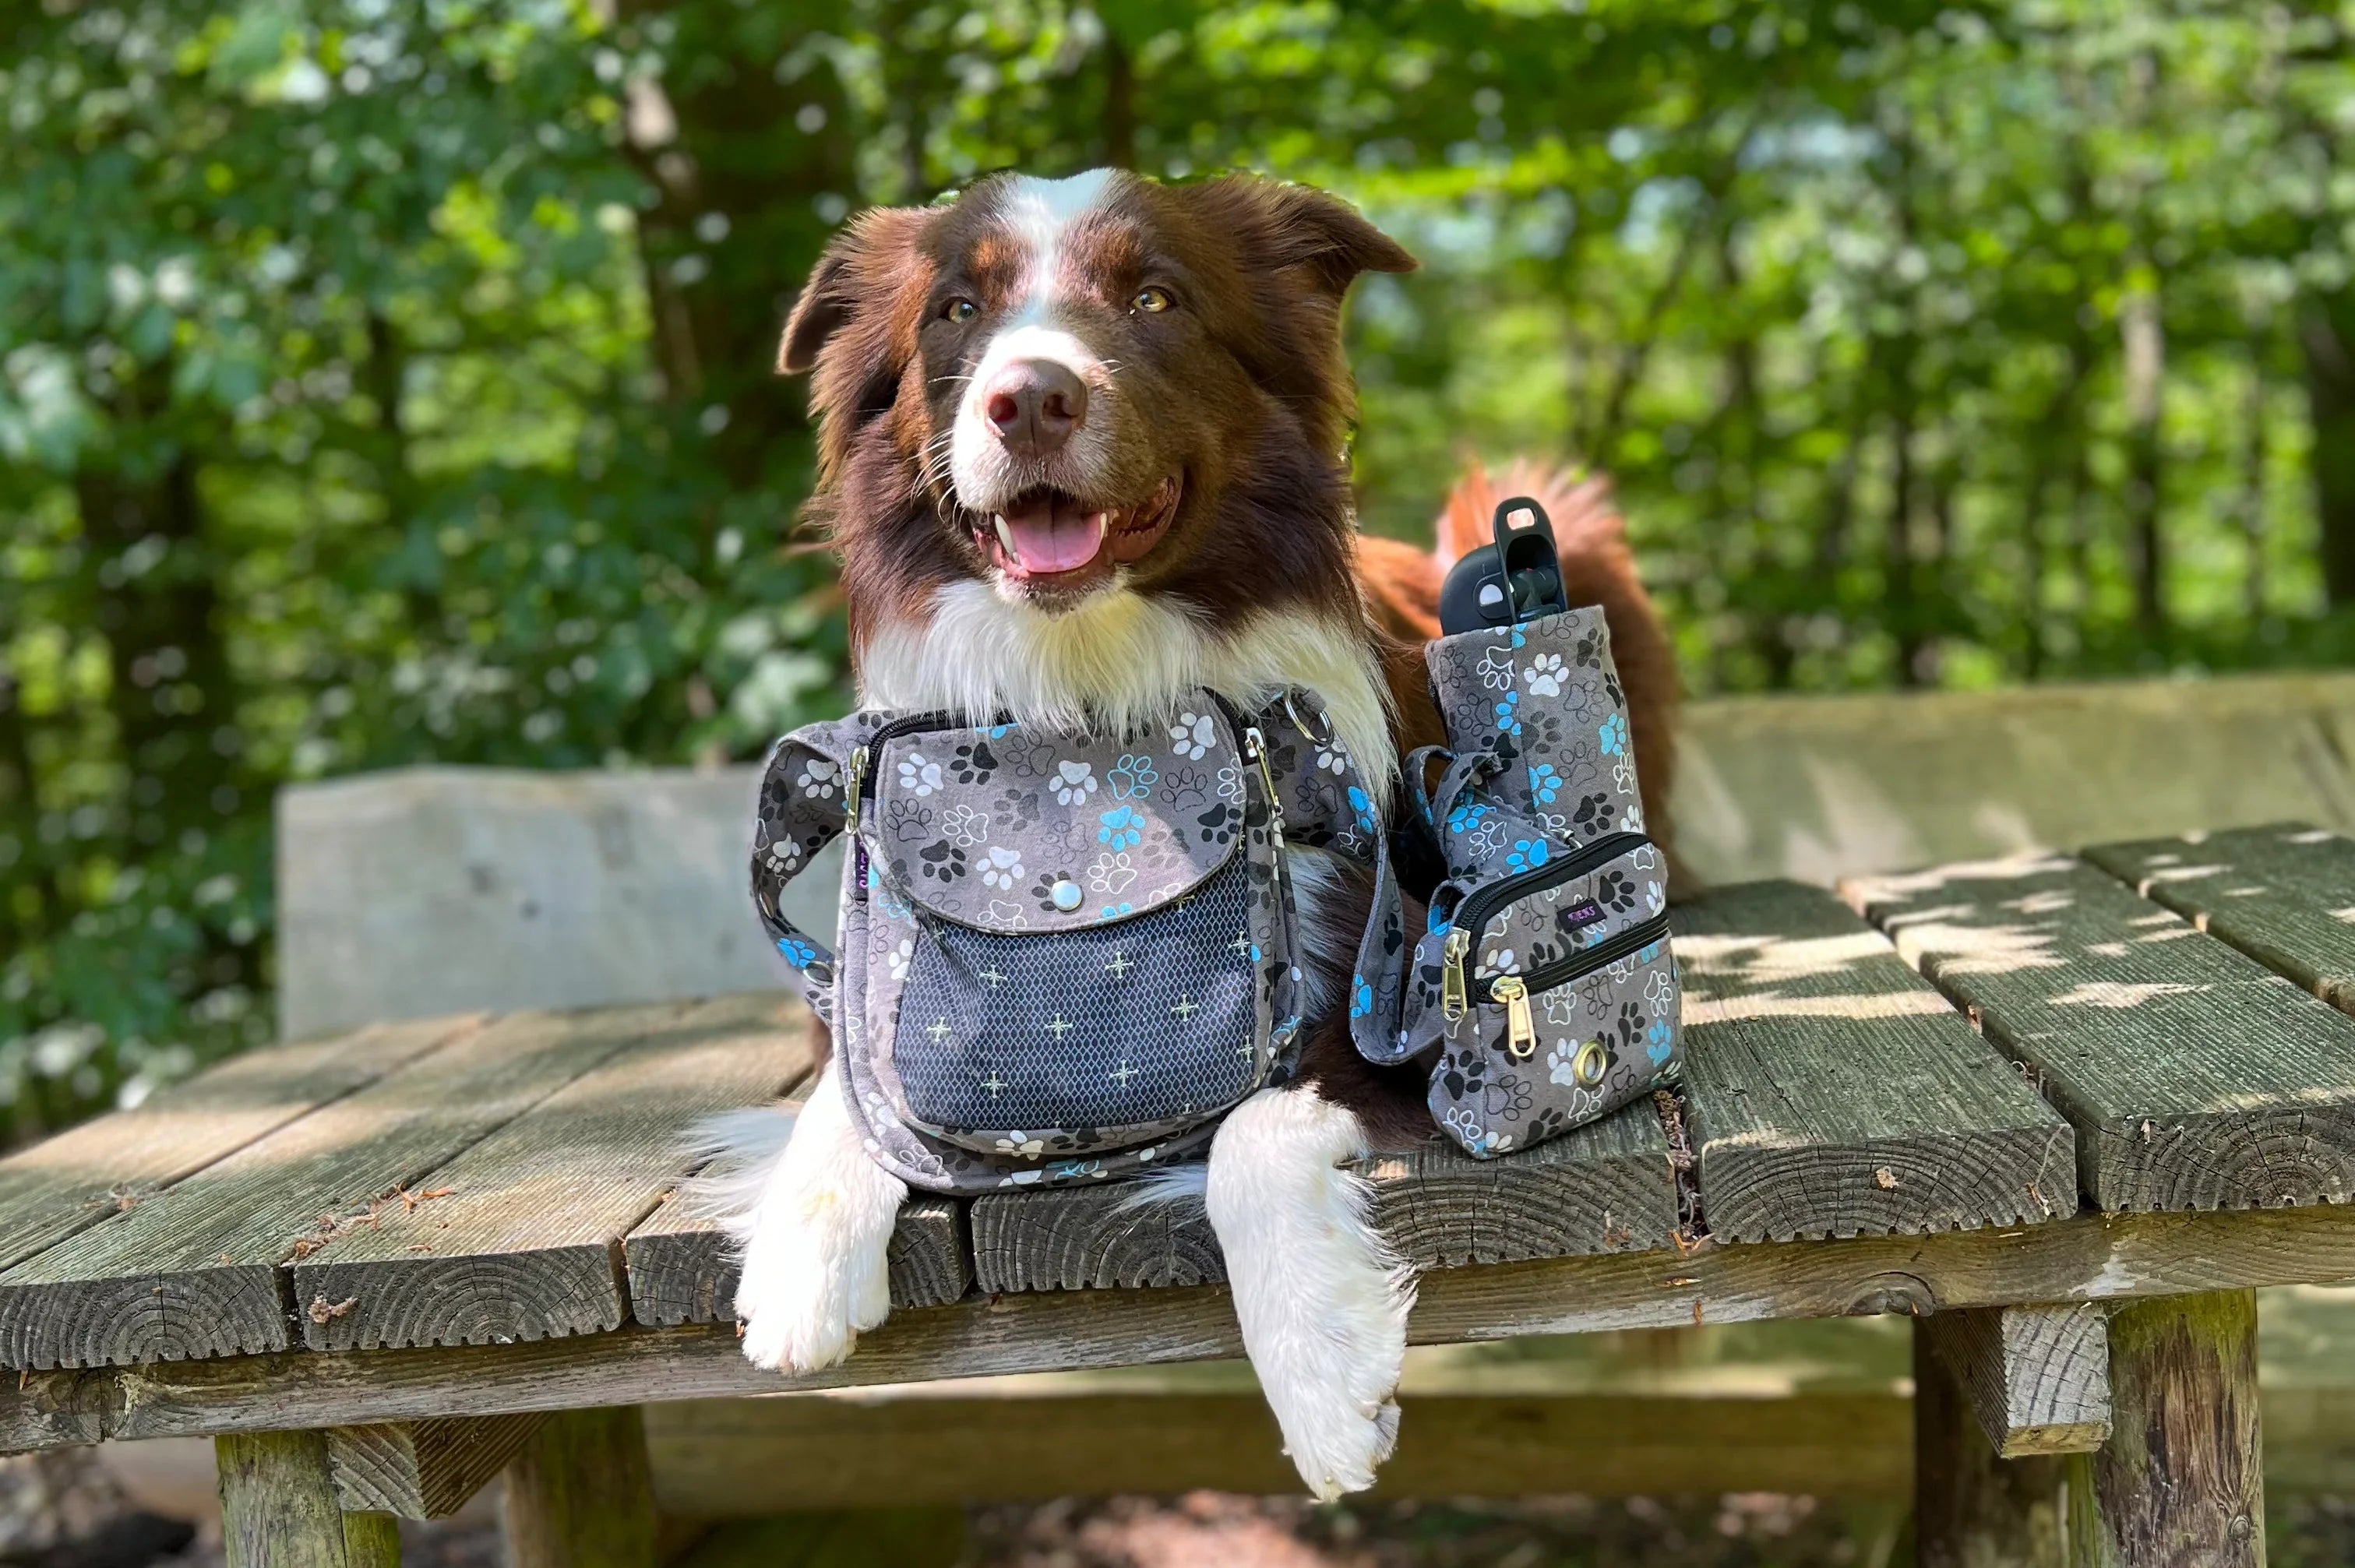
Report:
136,1492,2355,1568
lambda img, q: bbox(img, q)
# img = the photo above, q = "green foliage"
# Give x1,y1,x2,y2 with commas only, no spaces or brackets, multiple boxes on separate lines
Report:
2,0,2352,1125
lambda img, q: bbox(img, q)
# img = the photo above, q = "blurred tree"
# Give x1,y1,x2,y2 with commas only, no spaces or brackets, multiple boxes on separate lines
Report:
1,0,2351,1123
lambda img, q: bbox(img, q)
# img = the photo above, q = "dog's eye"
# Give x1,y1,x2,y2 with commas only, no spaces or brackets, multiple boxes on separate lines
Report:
941,298,978,323
1131,287,1172,314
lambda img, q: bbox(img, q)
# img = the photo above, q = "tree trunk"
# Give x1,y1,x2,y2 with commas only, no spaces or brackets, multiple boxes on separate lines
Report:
2121,280,2167,644
2298,287,2355,608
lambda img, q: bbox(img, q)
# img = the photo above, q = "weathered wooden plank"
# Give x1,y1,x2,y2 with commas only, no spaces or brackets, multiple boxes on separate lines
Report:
0,1013,478,1277
1850,854,2355,1213
642,1386,1914,1510
503,1405,659,1568
326,1411,546,1518
1913,1327,2068,1567
967,1107,1676,1294
2086,823,2355,1016
1919,1302,2111,1457
0,1001,682,1370
31,1201,2355,1448
2065,1290,2265,1567
217,1428,393,1568
1673,881,2078,1242
294,994,811,1351
623,1186,968,1322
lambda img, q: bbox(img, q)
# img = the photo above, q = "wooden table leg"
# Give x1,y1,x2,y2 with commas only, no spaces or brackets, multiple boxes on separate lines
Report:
504,1405,660,1568
217,1429,401,1566
1913,1321,2068,1567
2065,1288,2265,1567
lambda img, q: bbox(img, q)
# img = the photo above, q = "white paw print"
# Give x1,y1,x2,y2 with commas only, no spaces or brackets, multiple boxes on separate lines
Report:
980,847,1026,890
796,759,838,798
1088,852,1138,893
1169,712,1215,759
1052,761,1098,805
995,1132,1045,1158
940,804,989,847
1479,650,1515,691
1524,654,1567,698
1475,946,1518,979
897,752,942,797
887,939,914,981
1314,742,1348,774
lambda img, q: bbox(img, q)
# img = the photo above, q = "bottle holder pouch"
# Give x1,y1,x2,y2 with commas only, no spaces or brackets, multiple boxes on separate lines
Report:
1371,604,1683,1158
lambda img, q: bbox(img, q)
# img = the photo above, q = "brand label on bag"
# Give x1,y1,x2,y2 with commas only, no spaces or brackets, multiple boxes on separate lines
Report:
1559,898,1605,932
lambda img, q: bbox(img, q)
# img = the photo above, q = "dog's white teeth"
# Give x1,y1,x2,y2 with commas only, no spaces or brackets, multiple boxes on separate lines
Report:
993,515,1017,559
1090,512,1109,541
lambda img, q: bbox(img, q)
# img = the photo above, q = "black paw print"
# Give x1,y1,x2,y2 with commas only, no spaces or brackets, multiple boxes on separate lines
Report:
1570,793,1617,834
950,742,998,784
1195,802,1239,846
1596,868,1635,911
918,841,968,883
1440,1045,1490,1102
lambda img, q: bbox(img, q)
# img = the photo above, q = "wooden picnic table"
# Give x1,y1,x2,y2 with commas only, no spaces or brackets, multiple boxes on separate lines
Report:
2,823,2353,1566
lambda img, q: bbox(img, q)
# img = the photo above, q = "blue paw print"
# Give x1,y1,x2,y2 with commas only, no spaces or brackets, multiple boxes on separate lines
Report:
1638,940,1662,965
1428,902,1454,934
1647,1017,1674,1063
1347,784,1377,836
1493,690,1523,737
776,934,820,969
1447,800,1489,836
1097,805,1144,848
1599,714,1628,756
1097,902,1134,921
1507,838,1551,873
1527,762,1561,805
1351,976,1373,1018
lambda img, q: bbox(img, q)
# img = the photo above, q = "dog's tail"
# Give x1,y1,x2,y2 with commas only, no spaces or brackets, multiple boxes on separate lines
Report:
1431,459,1623,576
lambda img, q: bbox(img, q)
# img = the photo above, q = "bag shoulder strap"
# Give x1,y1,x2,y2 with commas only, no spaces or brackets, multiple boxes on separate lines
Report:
749,711,888,1027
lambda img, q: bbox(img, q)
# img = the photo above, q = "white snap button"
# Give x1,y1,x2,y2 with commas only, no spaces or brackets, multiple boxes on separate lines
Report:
1050,879,1083,911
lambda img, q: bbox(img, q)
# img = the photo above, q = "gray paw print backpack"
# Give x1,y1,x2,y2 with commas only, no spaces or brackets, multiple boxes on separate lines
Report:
1359,500,1683,1158
749,689,1400,1194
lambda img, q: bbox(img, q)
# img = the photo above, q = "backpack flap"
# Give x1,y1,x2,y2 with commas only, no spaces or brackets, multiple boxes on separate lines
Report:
844,700,1299,1165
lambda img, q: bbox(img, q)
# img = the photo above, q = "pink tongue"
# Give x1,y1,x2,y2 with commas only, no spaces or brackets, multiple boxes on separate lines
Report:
1003,496,1105,574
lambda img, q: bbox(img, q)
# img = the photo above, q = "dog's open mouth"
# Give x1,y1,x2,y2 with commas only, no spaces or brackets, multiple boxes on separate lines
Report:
975,475,1183,588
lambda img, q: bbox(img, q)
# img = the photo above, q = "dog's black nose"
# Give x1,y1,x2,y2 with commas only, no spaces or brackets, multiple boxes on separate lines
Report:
982,360,1087,456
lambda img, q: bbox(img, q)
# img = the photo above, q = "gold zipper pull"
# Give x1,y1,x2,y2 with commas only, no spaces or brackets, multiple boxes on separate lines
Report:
843,745,867,829
1492,974,1537,1059
1441,928,1471,1021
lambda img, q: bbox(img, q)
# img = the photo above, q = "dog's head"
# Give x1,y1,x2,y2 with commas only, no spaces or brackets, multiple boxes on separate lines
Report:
781,169,1414,629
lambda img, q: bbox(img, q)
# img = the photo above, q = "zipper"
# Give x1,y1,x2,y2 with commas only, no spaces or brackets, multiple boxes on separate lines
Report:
1490,974,1537,1059
1444,828,1659,1008
844,709,963,829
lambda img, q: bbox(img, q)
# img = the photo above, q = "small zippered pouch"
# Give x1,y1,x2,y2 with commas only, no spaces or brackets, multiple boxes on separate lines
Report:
1366,604,1683,1158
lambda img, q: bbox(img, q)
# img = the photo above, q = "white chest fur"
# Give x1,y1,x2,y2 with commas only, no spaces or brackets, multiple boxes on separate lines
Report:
855,582,1399,793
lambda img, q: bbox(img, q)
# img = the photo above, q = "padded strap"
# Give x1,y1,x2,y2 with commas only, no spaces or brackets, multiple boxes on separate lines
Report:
749,716,883,1029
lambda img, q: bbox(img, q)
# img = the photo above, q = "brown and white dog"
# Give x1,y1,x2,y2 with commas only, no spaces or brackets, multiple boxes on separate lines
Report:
718,167,1677,1499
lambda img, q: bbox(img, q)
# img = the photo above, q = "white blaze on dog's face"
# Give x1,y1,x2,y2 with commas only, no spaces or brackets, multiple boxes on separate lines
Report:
942,170,1177,592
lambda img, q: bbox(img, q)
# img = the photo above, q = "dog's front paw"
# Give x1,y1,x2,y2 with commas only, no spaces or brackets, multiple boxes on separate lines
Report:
1206,1087,1415,1500
725,1068,908,1375
734,1204,894,1373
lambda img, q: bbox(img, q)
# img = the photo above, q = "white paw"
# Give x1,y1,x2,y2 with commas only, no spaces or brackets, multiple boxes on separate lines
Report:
721,1065,907,1374
1207,1087,1415,1500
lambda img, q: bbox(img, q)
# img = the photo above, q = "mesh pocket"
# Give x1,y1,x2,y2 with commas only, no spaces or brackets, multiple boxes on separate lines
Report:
892,858,1260,1138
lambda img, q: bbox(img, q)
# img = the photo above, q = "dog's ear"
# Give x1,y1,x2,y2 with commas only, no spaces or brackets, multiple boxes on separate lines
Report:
1192,178,1417,298
777,206,935,375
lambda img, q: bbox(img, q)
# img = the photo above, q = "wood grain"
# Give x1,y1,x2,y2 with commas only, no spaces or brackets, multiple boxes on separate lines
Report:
641,1386,1914,1511
1913,1327,2068,1567
294,994,810,1351
1919,1302,2111,1457
623,1187,968,1323
217,1428,386,1568
1849,854,2355,1213
0,1013,476,1277
326,1411,546,1518
503,1404,659,1568
2086,823,2355,1016
967,1110,1677,1294
26,1200,2355,1450
0,1001,683,1370
2066,1289,2265,1567
1673,881,2078,1242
